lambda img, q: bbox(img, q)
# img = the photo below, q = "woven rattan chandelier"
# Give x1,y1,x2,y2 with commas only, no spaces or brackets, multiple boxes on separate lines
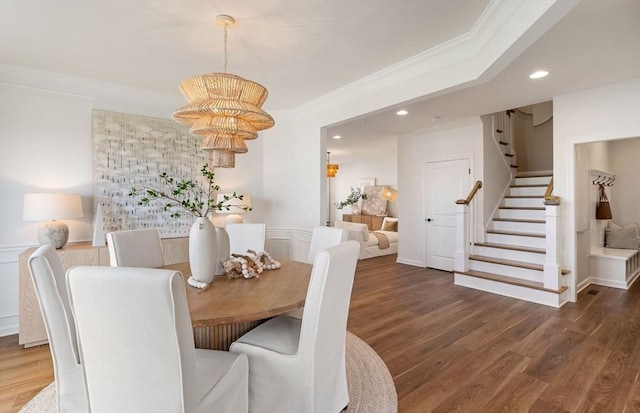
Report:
173,15,274,168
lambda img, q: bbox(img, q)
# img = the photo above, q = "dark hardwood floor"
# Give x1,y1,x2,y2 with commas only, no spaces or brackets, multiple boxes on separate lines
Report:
2,254,639,412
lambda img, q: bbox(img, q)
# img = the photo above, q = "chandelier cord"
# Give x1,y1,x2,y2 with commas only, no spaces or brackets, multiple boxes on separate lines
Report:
223,24,229,73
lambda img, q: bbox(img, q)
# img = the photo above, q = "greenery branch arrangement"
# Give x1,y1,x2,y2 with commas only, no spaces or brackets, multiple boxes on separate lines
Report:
334,187,368,210
129,163,251,218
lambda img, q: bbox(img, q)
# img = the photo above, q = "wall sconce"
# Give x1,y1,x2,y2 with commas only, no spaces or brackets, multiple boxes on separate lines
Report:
23,193,84,249
379,186,398,202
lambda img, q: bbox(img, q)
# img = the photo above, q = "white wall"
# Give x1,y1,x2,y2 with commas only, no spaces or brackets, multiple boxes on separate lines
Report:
481,115,512,227
0,80,264,336
554,78,640,300
397,118,484,267
609,138,640,227
513,106,553,172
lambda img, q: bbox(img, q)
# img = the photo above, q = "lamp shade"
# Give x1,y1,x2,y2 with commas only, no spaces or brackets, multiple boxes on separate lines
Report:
23,193,84,221
23,193,83,249
379,186,398,202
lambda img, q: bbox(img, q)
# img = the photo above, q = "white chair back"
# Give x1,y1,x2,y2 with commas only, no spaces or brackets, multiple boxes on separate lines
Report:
68,266,249,413
300,241,360,410
27,245,89,413
68,267,196,412
230,241,360,413
106,228,164,267
307,226,348,264
226,223,266,254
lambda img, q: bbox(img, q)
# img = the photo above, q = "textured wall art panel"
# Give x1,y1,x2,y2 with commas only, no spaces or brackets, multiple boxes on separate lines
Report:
361,186,388,216
93,110,209,237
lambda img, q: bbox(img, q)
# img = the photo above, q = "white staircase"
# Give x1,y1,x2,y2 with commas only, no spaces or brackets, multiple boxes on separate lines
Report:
454,173,569,307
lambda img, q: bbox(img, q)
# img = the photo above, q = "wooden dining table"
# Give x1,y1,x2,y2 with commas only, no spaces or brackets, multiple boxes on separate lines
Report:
162,260,312,350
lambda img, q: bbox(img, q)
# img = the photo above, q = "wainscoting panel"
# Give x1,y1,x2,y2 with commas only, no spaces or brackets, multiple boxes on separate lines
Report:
0,245,30,336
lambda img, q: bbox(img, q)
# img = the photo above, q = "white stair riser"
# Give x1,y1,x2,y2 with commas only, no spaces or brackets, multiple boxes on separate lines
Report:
510,186,547,196
454,273,568,307
493,220,546,234
498,209,546,220
469,260,543,282
473,246,546,265
504,198,545,208
486,232,546,248
515,176,551,186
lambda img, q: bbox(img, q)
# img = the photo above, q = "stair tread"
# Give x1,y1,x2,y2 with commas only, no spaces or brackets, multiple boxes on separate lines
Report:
486,229,545,238
505,195,544,199
499,206,545,211
470,254,544,271
455,270,568,294
516,173,552,178
475,242,545,254
511,184,548,188
470,253,570,275
493,218,545,224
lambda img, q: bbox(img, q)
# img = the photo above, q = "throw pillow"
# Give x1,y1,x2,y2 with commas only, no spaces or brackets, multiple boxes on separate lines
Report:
382,220,397,232
605,226,640,249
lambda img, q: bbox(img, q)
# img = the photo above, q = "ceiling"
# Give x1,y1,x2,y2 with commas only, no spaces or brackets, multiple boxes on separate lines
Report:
0,0,488,109
1,1,639,164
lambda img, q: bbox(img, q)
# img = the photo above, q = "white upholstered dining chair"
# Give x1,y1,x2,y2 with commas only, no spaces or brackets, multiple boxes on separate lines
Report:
106,228,164,267
226,223,266,255
67,266,249,413
27,245,89,413
306,226,348,264
286,225,349,319
230,241,360,413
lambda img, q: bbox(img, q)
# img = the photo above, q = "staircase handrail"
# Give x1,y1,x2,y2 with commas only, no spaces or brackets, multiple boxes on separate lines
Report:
456,181,483,205
543,178,561,205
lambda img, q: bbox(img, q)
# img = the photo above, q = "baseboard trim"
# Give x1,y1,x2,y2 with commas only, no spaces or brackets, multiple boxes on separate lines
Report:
0,314,18,337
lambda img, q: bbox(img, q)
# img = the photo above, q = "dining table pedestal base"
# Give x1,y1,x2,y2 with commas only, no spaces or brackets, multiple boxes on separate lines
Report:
193,321,265,350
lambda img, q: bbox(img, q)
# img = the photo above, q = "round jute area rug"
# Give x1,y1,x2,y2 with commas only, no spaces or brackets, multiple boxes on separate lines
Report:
344,331,398,413
20,332,397,413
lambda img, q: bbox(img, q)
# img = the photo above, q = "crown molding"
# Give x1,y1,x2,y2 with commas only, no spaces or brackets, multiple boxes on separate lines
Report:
293,0,574,122
0,64,183,111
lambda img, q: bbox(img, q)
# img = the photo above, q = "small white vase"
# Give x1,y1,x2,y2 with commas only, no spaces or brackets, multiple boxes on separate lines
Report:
215,227,230,275
189,217,217,283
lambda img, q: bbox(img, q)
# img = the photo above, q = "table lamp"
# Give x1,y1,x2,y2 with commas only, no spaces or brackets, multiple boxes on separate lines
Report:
23,193,84,249
216,193,251,224
380,186,398,202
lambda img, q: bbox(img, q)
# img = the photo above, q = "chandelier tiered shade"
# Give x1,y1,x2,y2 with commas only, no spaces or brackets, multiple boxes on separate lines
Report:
173,72,274,168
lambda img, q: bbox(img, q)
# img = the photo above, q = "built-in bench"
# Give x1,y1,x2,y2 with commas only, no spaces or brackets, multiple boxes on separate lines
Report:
589,246,640,289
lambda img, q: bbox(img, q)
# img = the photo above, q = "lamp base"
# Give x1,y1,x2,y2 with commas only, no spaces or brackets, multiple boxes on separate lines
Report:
225,214,243,224
38,221,69,249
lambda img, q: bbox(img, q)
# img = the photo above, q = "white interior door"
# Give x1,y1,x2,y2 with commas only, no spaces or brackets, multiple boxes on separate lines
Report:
425,158,470,270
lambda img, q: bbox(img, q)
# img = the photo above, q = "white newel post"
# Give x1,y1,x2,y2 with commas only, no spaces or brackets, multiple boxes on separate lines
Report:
455,203,470,272
544,202,561,290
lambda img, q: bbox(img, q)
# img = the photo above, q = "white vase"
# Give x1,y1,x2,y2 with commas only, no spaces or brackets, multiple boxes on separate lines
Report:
215,226,230,275
189,217,217,283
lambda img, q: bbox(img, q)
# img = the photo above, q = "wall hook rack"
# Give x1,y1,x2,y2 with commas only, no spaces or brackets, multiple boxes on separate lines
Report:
590,169,616,186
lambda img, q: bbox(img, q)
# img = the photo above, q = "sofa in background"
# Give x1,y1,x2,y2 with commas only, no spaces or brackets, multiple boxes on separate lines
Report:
335,217,398,260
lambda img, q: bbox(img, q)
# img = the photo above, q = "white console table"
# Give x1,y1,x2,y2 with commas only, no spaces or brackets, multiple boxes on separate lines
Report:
589,247,640,289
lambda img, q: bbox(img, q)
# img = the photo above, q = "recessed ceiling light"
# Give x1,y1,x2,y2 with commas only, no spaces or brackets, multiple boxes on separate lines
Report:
396,110,408,116
529,70,549,79
332,135,342,139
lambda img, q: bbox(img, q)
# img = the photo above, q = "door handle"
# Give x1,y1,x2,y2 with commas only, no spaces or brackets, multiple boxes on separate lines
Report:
426,218,433,222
